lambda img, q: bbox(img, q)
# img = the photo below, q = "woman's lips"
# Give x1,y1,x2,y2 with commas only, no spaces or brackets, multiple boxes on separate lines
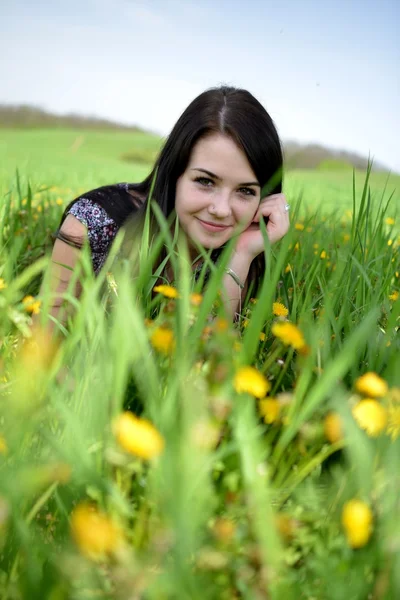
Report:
197,219,232,233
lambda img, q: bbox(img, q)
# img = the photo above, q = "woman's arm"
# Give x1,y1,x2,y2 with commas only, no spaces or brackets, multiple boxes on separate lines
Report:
221,251,252,321
37,215,86,333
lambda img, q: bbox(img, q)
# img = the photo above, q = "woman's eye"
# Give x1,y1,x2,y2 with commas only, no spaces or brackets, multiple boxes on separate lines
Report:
195,177,214,187
238,187,256,197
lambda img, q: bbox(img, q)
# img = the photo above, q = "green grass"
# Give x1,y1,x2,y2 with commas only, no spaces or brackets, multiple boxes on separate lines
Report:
0,128,399,599
1,128,399,211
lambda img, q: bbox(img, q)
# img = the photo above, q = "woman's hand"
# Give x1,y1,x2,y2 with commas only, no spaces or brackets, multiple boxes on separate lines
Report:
234,193,290,261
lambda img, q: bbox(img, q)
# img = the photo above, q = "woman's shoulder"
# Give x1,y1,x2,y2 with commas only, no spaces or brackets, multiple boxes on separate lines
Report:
63,182,142,228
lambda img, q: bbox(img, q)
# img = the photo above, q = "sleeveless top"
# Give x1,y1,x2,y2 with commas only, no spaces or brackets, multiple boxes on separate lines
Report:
56,182,140,274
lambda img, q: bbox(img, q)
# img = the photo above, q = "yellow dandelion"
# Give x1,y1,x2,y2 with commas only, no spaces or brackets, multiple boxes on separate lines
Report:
150,327,175,354
272,302,289,317
320,250,327,259
355,372,388,398
284,264,292,274
114,412,164,459
215,318,229,332
234,366,270,399
352,399,388,437
388,239,393,247
70,503,123,560
190,292,203,306
0,436,7,455
341,499,373,549
0,278,7,291
271,321,306,350
22,295,41,315
295,223,305,231
259,398,280,424
324,412,343,443
294,242,300,251
212,518,236,543
385,217,395,226
389,290,399,302
56,197,64,206
259,332,266,342
153,284,179,299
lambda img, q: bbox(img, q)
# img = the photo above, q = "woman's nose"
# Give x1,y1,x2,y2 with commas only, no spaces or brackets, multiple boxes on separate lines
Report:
207,192,232,218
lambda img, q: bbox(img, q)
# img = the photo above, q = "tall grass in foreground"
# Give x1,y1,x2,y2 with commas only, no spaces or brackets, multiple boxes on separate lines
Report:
0,168,399,599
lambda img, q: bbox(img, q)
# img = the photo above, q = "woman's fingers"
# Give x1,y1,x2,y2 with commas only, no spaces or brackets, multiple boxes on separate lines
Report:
253,193,289,223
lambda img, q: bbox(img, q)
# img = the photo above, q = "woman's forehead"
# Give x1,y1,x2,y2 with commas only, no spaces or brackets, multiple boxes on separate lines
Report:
188,133,257,182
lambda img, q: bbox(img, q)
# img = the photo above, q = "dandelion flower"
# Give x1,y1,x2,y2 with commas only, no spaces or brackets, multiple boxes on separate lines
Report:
389,290,399,302
284,264,292,274
215,318,228,332
0,436,7,454
320,250,327,259
271,322,306,350
352,399,388,437
341,499,373,548
355,372,388,398
150,327,175,354
385,217,395,226
324,412,343,443
234,366,270,398
22,295,41,315
190,292,203,306
259,398,280,424
153,284,179,299
70,503,123,560
259,332,266,342
0,279,7,291
273,302,289,317
295,223,305,231
114,412,164,459
56,197,64,206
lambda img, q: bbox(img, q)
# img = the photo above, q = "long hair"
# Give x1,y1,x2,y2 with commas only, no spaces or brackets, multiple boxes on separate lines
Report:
57,85,283,295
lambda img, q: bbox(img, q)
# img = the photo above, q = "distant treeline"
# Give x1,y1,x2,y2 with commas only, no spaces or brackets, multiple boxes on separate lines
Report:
0,104,388,172
0,104,143,132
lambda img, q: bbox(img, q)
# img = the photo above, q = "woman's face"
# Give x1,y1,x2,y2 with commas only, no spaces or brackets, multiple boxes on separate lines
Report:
175,133,260,253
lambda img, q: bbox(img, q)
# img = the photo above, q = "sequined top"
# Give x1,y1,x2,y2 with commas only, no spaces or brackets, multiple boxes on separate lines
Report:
68,198,119,274
57,182,141,274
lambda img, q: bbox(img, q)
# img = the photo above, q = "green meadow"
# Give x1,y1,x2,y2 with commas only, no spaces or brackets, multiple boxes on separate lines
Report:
0,127,399,599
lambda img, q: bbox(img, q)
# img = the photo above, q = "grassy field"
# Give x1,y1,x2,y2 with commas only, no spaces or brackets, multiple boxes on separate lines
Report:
0,128,399,599
1,129,399,209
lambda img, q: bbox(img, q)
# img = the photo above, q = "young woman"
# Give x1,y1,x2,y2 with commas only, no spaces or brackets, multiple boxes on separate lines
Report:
48,85,290,326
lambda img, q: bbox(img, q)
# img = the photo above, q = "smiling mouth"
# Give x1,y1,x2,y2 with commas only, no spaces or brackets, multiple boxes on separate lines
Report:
197,218,232,232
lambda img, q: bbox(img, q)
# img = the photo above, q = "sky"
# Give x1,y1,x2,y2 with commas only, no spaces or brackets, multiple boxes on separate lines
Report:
1,0,399,172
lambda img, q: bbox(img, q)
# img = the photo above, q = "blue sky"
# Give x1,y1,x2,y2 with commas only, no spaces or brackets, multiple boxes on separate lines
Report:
1,0,399,172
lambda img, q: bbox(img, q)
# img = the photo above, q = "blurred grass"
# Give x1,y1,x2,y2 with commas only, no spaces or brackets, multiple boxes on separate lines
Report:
0,131,399,599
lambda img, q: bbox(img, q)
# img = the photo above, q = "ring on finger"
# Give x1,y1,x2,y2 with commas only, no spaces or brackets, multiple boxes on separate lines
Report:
284,204,290,212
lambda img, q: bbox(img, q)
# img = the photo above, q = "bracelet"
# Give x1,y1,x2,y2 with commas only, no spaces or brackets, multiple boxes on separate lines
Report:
225,268,245,289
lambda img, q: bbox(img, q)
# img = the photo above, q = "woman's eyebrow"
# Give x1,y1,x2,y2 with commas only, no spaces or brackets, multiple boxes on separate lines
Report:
191,168,260,187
